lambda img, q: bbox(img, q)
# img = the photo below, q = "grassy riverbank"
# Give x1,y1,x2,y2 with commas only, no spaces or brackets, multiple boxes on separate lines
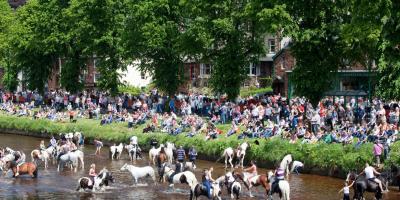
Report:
0,113,398,175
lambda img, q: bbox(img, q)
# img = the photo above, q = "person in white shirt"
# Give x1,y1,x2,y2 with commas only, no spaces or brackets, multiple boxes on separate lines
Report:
359,163,385,192
338,181,354,200
290,161,304,175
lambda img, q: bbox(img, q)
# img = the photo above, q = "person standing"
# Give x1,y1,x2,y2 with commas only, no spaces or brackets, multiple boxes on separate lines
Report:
290,160,304,175
373,141,384,166
188,146,198,168
176,146,186,163
338,181,354,200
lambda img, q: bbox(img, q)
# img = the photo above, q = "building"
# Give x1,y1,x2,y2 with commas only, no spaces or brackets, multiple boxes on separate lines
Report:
181,35,280,93
119,61,152,88
272,42,377,99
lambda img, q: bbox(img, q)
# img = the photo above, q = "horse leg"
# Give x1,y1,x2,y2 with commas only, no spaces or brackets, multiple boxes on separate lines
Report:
225,155,228,168
229,156,233,168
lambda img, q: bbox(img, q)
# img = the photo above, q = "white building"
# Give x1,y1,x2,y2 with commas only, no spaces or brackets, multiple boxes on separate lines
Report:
119,62,152,88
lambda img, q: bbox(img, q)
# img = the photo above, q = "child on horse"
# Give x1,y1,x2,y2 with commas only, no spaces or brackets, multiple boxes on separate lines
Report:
243,160,258,186
270,166,285,195
13,151,23,177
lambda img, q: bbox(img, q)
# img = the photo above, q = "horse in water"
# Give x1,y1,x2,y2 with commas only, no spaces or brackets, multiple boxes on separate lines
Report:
221,147,235,168
235,142,251,168
346,171,389,200
267,171,291,200
236,172,269,198
165,142,175,164
223,171,242,200
159,163,197,188
190,181,222,200
110,143,124,160
149,144,164,165
5,161,38,178
77,168,114,192
31,148,52,169
279,154,293,178
125,144,142,162
57,150,85,172
120,163,156,185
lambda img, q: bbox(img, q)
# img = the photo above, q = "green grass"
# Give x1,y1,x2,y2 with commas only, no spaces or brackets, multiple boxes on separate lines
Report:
0,113,398,172
240,87,272,97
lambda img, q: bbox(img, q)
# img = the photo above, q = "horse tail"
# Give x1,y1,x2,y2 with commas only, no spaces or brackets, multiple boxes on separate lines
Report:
33,165,39,178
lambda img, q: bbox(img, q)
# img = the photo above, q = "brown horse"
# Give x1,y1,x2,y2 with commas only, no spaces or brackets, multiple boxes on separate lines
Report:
6,161,38,178
236,172,270,197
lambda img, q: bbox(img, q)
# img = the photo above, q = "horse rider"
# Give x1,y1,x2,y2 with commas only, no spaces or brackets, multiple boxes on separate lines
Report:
270,166,285,195
58,142,70,161
39,140,46,152
13,151,24,177
188,146,198,168
89,163,98,185
49,136,57,148
243,160,258,186
291,160,304,175
358,163,386,192
150,137,158,148
202,167,215,199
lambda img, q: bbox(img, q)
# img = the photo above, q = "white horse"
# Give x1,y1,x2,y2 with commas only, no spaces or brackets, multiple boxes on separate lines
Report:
279,154,293,178
225,172,242,199
165,142,175,164
222,147,234,168
30,149,50,169
267,171,290,200
160,163,197,188
110,143,124,160
149,144,164,165
120,163,156,185
57,150,84,172
237,142,250,168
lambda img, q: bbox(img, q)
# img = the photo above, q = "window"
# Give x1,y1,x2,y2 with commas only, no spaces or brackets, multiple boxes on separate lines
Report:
268,39,276,53
200,64,211,77
249,63,259,76
94,73,101,83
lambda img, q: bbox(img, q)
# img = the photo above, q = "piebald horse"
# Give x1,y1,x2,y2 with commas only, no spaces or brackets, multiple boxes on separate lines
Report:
159,163,197,188
77,168,114,192
279,154,293,178
221,142,251,169
267,171,291,200
225,171,242,199
120,163,156,185
125,144,142,162
190,181,222,200
237,172,269,198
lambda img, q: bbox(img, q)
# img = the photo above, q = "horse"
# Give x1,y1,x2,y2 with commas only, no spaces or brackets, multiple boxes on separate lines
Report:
149,144,164,165
225,172,242,199
236,142,251,168
190,181,222,200
221,147,234,169
125,144,142,162
165,142,175,164
120,163,156,185
76,168,114,192
156,149,168,169
390,165,400,191
57,150,85,172
267,171,291,200
236,172,269,198
159,163,197,188
5,161,38,178
110,143,124,160
279,154,293,178
346,171,389,200
31,149,50,169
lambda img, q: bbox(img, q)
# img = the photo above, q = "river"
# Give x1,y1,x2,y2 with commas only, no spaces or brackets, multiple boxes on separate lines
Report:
0,133,398,200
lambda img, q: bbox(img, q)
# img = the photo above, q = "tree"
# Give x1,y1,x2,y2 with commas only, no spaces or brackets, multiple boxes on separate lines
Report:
123,0,189,96
283,0,350,106
182,0,292,100
377,1,400,99
0,0,18,91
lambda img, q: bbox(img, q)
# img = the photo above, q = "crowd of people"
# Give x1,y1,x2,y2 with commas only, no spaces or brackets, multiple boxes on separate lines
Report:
0,89,399,166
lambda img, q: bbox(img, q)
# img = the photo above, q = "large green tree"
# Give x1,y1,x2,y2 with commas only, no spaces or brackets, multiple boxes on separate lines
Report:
377,1,400,99
283,0,351,106
123,0,189,96
0,0,18,91
182,0,292,100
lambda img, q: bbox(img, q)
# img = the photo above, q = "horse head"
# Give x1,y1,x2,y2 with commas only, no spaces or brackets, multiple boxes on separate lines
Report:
346,171,357,183
120,163,128,171
267,171,274,180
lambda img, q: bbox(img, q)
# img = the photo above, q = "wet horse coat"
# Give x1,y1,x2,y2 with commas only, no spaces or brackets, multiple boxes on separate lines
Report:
6,161,38,178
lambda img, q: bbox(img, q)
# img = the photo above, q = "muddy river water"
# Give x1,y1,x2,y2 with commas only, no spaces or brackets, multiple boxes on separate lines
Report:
0,133,398,200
